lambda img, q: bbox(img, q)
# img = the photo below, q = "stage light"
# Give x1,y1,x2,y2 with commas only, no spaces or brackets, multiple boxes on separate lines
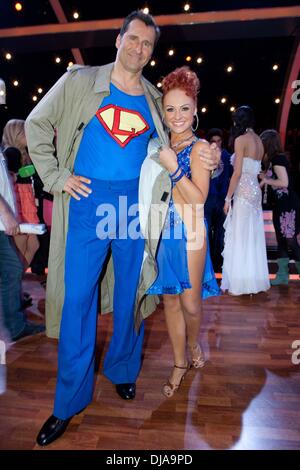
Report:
275,98,280,104
150,60,156,66
201,107,207,113
186,56,192,62
55,57,61,64
5,53,12,60
168,49,174,56
196,57,203,64
184,3,191,12
32,96,38,102
73,12,79,20
272,64,279,71
221,97,227,104
143,7,149,14
226,66,233,73
13,80,19,87
37,88,43,94
68,61,74,67
230,106,235,112
15,3,22,11
157,82,162,88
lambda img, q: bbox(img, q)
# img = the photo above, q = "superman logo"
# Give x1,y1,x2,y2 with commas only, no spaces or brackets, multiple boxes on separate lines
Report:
96,105,150,147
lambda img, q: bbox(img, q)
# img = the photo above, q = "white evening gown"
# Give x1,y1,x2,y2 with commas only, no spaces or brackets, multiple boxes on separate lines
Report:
221,157,270,295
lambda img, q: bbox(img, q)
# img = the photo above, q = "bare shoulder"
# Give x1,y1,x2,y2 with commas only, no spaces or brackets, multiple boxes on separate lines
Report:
192,139,210,153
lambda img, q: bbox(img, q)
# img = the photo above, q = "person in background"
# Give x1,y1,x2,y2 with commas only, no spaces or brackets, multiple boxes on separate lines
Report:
221,106,270,295
260,129,300,284
204,128,232,272
0,147,45,341
1,119,40,269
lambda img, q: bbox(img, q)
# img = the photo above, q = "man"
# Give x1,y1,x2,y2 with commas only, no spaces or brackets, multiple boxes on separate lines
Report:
204,128,233,272
26,10,218,446
0,150,45,341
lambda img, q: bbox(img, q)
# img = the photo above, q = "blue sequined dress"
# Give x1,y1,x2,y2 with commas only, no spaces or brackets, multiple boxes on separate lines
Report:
147,142,221,299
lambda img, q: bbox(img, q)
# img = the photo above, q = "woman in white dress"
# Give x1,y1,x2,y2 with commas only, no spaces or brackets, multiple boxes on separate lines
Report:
221,106,270,295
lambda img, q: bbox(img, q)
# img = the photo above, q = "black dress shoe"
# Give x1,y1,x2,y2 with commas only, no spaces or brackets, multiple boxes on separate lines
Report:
36,414,72,446
115,383,136,400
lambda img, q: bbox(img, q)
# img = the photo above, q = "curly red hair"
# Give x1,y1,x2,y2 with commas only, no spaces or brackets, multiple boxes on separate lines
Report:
161,66,200,102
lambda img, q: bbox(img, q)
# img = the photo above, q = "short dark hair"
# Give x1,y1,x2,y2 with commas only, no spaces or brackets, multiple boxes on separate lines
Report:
207,128,223,142
120,10,160,46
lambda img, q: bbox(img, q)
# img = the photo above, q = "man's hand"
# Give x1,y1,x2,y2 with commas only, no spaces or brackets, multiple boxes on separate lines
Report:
2,211,20,236
198,142,221,171
63,175,92,200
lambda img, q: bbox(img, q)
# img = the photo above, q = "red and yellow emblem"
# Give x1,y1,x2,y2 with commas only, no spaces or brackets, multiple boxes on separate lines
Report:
96,105,150,147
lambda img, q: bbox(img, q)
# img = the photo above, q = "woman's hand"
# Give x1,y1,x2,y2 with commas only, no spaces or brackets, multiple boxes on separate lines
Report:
223,200,230,215
159,147,178,173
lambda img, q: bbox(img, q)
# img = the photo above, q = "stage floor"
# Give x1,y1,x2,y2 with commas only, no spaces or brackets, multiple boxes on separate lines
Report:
0,272,300,450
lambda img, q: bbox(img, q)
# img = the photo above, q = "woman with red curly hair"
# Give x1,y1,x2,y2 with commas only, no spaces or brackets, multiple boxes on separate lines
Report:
145,67,220,397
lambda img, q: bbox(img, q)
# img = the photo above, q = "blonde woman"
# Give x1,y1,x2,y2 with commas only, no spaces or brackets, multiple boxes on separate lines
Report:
2,119,39,267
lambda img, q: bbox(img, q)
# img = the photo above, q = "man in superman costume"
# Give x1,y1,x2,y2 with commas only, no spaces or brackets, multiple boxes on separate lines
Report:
26,11,218,446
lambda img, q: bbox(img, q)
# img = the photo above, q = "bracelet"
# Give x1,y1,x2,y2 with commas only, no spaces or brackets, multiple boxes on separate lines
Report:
169,165,181,179
171,168,185,185
225,196,232,203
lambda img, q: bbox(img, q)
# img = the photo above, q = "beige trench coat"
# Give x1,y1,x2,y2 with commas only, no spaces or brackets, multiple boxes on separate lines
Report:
25,62,170,338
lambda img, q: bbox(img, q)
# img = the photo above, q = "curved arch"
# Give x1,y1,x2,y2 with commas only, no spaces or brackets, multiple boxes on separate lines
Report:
278,39,300,145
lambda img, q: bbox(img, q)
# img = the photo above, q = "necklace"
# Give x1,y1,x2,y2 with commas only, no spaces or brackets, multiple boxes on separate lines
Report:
111,77,143,93
171,133,195,150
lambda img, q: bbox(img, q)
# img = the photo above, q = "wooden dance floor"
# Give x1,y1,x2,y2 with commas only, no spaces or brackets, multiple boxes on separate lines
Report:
0,273,300,450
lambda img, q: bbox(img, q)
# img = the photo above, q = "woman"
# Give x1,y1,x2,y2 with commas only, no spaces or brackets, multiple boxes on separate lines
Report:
144,66,220,397
221,106,270,295
1,119,39,268
260,129,300,284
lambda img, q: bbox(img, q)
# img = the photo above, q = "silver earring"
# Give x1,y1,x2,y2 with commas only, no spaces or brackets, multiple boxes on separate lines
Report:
192,113,199,132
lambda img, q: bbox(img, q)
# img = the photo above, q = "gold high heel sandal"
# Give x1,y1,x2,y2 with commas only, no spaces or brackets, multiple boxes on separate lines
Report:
189,343,205,368
162,364,191,398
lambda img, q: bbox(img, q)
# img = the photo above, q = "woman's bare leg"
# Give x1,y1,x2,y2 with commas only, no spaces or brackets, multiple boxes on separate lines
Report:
163,294,189,389
180,238,207,363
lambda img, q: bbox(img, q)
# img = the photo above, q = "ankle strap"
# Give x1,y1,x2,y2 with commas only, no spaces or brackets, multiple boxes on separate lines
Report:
174,364,189,370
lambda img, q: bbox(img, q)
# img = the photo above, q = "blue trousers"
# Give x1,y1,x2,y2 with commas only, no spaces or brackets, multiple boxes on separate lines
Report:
54,178,145,419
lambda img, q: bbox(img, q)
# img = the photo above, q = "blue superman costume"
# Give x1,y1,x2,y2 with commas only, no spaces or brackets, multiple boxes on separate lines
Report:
54,83,157,419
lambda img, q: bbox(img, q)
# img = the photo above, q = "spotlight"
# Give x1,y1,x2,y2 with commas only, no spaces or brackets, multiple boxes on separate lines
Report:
13,80,19,87
168,49,174,56
15,3,22,11
226,66,233,73
150,60,156,66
